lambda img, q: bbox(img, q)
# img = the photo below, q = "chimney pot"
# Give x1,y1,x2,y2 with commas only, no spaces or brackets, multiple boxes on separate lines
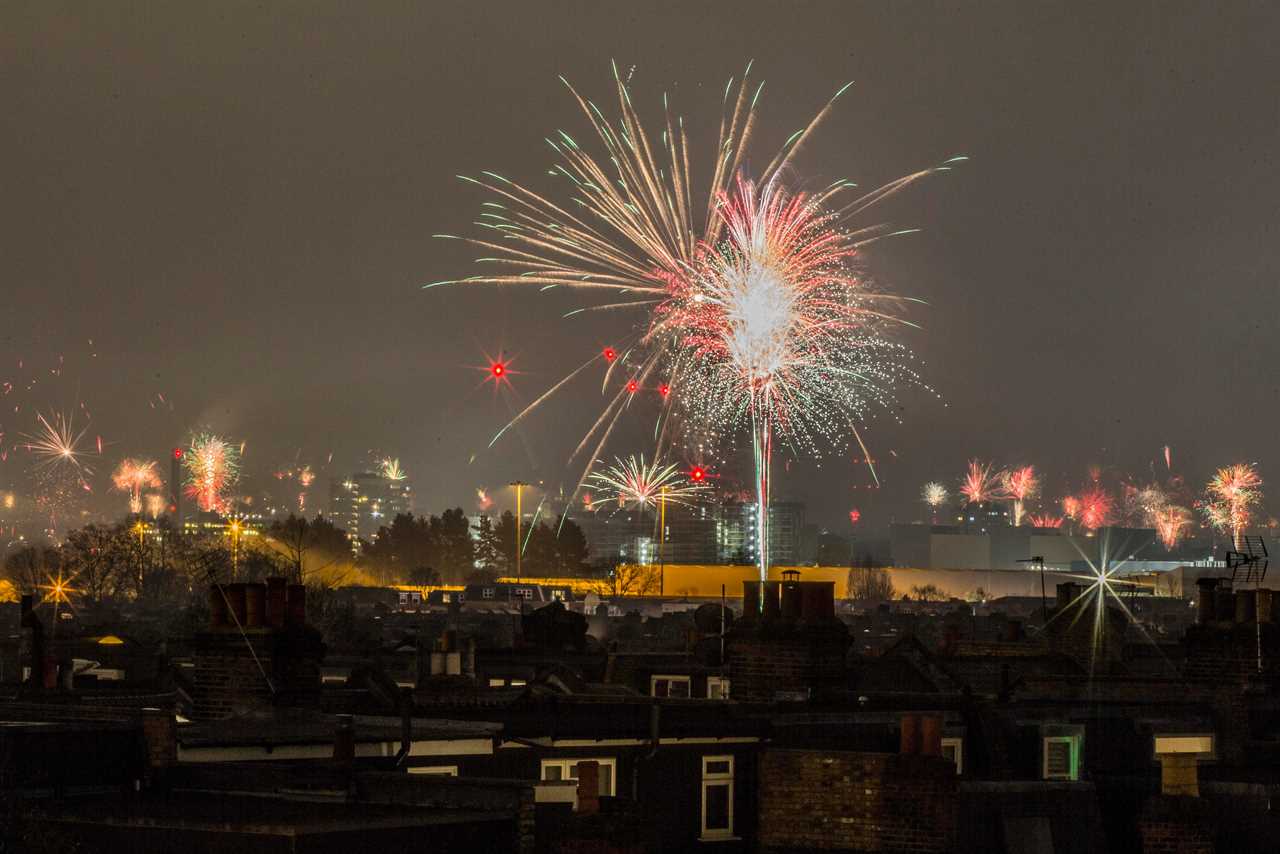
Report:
266,577,287,629
1235,589,1257,624
244,583,265,628
900,714,921,755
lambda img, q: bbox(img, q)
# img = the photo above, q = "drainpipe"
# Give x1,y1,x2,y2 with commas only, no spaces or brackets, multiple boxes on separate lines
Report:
632,703,661,799
394,687,413,767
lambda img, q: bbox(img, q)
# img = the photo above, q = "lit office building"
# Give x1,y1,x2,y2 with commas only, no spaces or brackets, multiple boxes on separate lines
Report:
328,471,413,547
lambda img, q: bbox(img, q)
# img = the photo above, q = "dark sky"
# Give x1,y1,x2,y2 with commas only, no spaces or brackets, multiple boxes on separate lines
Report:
4,2,1280,530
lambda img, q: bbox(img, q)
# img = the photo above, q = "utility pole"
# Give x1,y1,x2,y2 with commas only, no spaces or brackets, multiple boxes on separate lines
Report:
509,481,528,580
658,486,666,598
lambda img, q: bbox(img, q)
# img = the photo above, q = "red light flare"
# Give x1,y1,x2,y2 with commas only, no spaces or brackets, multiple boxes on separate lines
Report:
490,361,507,379
658,383,670,398
172,447,183,460
848,508,861,525
602,346,617,363
689,466,707,483
477,350,516,389
626,379,638,394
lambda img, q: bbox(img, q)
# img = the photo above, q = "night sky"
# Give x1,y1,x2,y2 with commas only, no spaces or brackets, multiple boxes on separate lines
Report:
4,2,1280,530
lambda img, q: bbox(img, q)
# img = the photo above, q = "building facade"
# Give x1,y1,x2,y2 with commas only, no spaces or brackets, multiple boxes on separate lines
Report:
328,471,413,545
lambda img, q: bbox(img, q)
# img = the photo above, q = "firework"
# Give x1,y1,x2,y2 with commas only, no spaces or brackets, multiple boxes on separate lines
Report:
1153,505,1192,550
476,487,494,511
1061,495,1081,521
25,411,93,476
1027,514,1063,529
1076,487,1115,530
1204,463,1262,548
185,433,241,514
111,458,161,514
848,508,861,525
921,481,949,508
1002,465,1038,526
587,454,706,512
960,460,1005,505
437,65,956,603
921,481,948,524
143,493,166,519
381,458,407,482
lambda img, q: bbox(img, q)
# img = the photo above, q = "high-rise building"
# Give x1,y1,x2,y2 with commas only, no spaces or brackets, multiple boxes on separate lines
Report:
328,471,413,546
716,501,806,565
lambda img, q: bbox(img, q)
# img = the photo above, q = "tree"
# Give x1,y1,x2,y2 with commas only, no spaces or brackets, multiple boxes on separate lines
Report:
361,513,435,583
473,515,501,573
432,508,475,583
553,516,590,576
612,563,659,597
63,524,127,603
910,583,944,602
490,511,518,576
3,545,61,596
266,514,352,584
847,566,895,602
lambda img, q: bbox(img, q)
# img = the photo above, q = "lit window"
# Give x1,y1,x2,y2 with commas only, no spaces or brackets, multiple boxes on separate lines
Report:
707,676,730,700
941,737,963,775
651,675,692,698
408,765,458,776
540,758,615,795
1043,736,1080,780
482,588,495,600
700,755,735,840
487,678,505,687
514,587,534,600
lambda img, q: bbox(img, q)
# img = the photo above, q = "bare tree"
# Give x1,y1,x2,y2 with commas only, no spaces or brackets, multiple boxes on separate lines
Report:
847,566,896,603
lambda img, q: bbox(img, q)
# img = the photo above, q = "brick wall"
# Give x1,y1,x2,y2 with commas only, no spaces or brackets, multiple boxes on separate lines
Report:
1139,796,1214,854
726,624,848,702
758,748,957,853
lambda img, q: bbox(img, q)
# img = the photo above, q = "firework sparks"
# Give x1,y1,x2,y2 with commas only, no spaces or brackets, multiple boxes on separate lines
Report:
1002,465,1039,526
143,493,166,519
1204,463,1262,548
476,487,493,511
1153,504,1193,550
922,481,949,508
587,454,706,512
1027,514,1063,529
25,411,93,476
184,433,241,514
111,458,161,514
1061,495,1082,521
1076,487,1115,530
921,481,948,524
381,458,407,482
437,65,956,602
960,460,1004,505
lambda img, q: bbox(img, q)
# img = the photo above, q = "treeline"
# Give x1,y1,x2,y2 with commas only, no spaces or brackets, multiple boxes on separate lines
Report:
0,509,596,605
361,510,590,585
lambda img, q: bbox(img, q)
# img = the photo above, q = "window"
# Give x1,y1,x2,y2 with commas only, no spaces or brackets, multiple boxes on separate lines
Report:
651,675,691,698
514,587,534,601
707,677,730,700
941,737,963,775
700,755,735,840
408,765,458,776
1043,736,1080,780
440,592,451,603
482,587,495,600
540,758,615,796
487,678,505,688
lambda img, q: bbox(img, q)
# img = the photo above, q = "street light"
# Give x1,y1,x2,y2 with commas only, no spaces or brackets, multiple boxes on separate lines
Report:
509,481,529,580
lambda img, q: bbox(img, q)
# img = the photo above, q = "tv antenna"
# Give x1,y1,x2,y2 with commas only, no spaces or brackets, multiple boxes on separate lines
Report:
1224,536,1268,585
